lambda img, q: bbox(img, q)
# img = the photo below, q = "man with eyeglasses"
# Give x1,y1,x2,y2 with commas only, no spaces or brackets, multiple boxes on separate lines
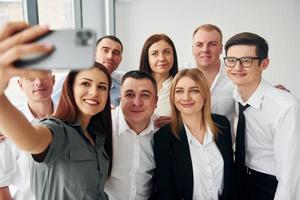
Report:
224,32,300,200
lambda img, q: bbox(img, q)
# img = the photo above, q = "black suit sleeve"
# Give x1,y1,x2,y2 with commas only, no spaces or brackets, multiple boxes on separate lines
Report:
153,125,180,200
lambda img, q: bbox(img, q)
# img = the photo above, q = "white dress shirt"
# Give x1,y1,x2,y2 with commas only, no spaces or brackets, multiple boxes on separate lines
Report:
210,63,235,121
0,103,40,200
105,107,158,200
233,79,300,200
184,124,224,200
154,77,172,117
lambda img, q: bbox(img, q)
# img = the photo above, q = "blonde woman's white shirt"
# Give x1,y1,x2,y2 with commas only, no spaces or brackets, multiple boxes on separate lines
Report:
184,123,224,200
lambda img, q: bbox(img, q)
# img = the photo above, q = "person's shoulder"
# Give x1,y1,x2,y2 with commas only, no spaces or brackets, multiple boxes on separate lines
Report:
38,117,73,134
111,70,125,82
39,117,64,126
154,123,172,140
211,113,230,127
263,81,299,108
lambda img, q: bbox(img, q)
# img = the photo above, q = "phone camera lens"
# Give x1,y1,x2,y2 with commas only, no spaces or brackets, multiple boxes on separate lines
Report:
76,30,93,46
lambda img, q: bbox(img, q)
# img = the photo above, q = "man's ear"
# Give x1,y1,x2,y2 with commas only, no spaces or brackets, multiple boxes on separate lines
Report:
220,43,223,54
52,75,55,85
260,58,269,71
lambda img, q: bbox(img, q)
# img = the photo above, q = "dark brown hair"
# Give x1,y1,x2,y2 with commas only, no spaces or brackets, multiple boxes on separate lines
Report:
53,62,113,177
139,33,178,77
96,35,123,53
225,32,269,63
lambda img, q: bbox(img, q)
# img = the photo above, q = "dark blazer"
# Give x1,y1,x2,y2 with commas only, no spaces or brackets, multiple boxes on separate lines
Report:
153,114,234,200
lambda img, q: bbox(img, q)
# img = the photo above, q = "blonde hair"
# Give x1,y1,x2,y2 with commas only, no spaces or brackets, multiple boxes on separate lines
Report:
193,24,223,43
169,68,218,139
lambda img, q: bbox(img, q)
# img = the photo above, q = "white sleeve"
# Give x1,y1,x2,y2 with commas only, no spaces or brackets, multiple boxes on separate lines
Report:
0,140,17,187
274,103,300,200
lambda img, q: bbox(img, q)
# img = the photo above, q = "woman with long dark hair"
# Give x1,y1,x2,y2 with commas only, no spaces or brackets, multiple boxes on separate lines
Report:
139,33,178,127
0,22,112,199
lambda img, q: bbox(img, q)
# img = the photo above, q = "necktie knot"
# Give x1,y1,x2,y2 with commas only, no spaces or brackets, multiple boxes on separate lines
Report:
239,103,249,113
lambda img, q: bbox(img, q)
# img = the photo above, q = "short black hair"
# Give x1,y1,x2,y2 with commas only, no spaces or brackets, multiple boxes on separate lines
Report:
121,70,157,94
225,32,269,63
96,35,123,53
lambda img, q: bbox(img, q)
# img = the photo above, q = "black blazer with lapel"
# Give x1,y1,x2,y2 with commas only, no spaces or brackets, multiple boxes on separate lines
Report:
153,114,234,200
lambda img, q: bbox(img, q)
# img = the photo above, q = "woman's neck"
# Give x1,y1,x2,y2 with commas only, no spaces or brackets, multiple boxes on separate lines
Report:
78,115,94,146
182,113,205,144
152,73,170,92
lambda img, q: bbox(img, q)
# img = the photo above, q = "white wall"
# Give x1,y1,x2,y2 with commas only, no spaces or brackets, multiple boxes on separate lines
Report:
115,0,300,99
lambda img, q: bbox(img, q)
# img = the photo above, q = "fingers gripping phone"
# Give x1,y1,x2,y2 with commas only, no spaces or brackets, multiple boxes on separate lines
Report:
15,29,96,70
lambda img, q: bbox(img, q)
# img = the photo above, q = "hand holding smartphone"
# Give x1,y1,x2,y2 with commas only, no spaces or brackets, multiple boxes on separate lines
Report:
14,29,96,70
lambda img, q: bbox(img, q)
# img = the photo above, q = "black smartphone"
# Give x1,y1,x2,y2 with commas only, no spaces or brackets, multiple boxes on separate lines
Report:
15,29,96,70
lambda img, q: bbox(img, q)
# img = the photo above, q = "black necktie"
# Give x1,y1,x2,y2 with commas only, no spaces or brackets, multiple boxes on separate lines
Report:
235,102,249,197
235,103,249,168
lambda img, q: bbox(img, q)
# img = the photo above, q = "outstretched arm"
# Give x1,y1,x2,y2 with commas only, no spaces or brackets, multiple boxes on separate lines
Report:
0,186,13,200
0,22,53,154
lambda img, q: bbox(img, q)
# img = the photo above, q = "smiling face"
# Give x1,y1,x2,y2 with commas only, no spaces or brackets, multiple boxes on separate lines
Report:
18,72,55,103
120,77,157,129
173,76,205,118
192,29,223,69
73,68,109,120
226,45,268,92
95,38,122,74
148,39,174,77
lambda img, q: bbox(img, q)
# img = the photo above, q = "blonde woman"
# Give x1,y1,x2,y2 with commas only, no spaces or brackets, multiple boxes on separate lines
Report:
153,68,234,200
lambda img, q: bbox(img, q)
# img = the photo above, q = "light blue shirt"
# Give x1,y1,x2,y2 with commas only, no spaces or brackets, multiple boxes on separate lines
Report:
110,71,124,107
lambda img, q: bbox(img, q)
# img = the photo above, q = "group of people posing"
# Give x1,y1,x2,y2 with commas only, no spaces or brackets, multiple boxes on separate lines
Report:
0,22,299,200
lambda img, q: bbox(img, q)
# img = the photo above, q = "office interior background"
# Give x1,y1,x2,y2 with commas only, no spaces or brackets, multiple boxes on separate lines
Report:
1,0,299,102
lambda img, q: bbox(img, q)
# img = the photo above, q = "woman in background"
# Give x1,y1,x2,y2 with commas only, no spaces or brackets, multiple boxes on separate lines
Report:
153,68,234,200
139,33,178,127
0,22,112,200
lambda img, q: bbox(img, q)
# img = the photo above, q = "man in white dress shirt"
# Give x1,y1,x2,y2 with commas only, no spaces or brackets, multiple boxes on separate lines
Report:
0,72,55,200
192,24,235,121
224,32,300,200
105,70,158,200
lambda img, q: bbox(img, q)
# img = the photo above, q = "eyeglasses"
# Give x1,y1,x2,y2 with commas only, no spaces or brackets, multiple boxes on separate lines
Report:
223,57,260,68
